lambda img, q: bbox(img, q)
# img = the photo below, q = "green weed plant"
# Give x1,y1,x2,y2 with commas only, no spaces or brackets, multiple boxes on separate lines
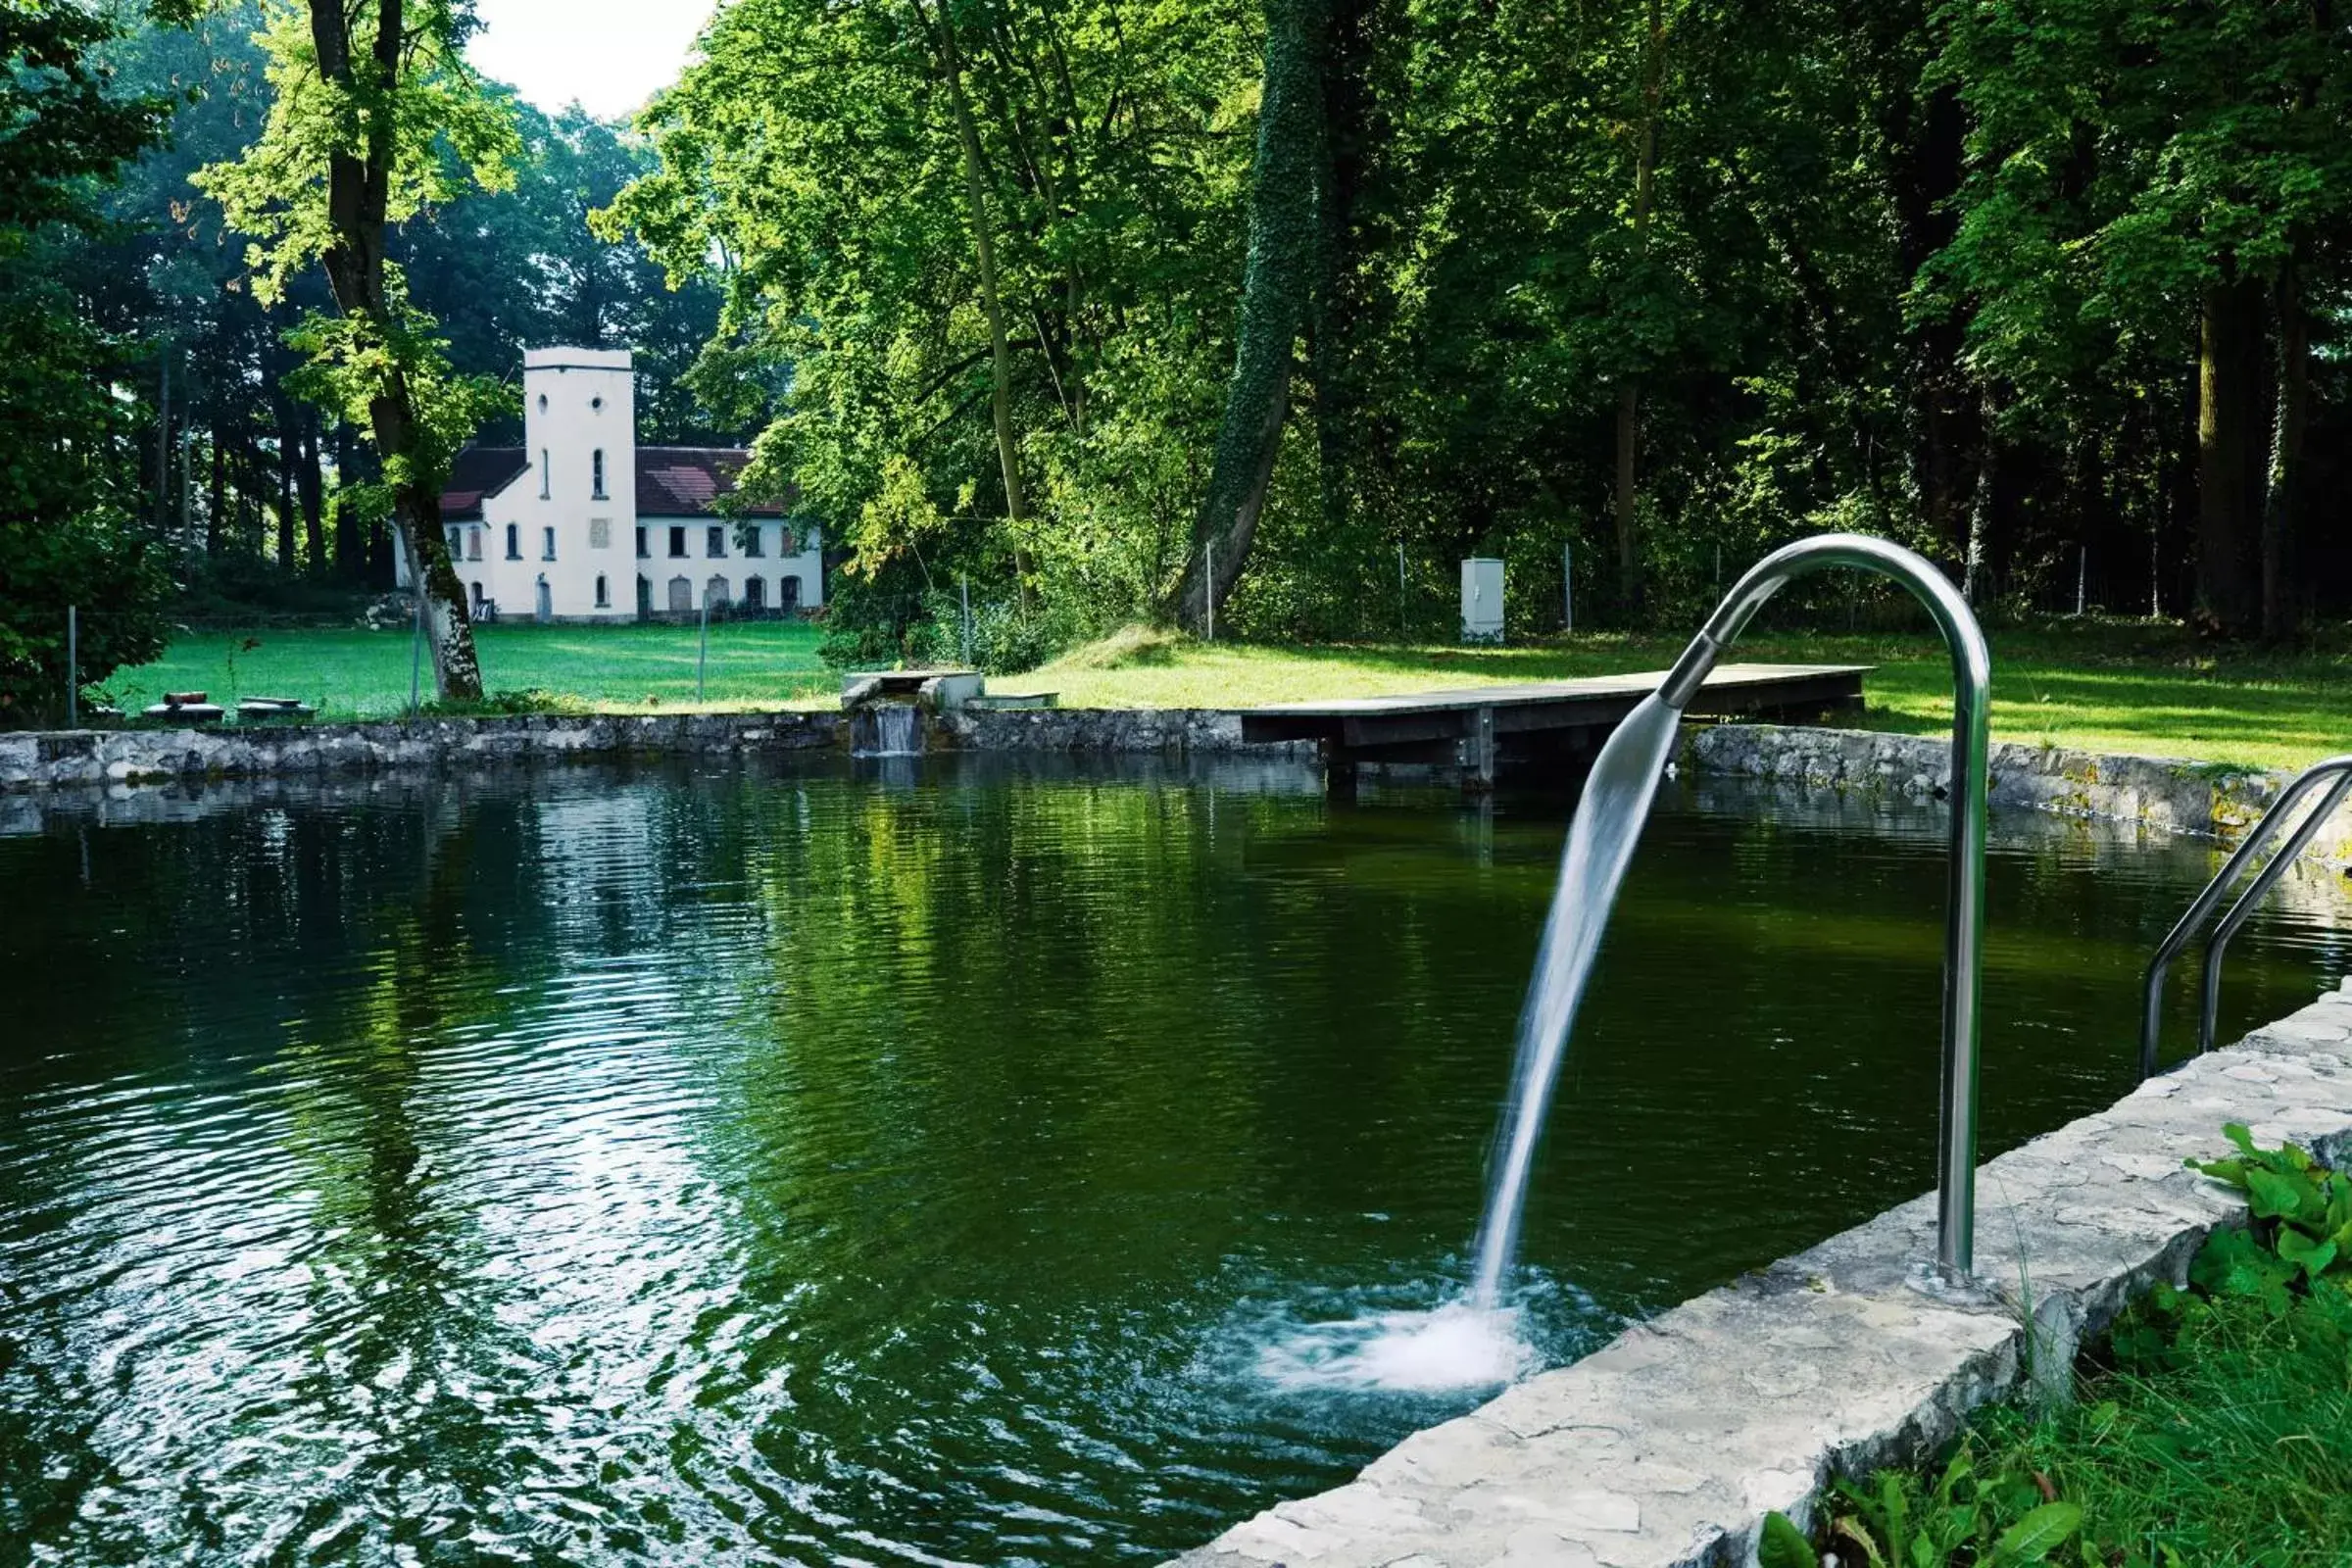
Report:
1765,1127,2352,1567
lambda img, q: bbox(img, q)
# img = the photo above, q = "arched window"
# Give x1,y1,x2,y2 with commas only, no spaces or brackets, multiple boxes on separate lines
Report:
539,448,551,499
505,523,520,560
595,573,611,609
666,575,692,613
780,574,803,611
743,575,765,611
706,575,730,610
592,449,606,499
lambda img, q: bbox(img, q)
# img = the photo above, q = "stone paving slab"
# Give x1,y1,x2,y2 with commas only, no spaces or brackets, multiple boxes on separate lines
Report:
1167,982,2352,1568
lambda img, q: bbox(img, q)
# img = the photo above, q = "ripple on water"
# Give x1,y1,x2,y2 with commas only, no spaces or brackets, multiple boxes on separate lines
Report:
2,760,2346,1566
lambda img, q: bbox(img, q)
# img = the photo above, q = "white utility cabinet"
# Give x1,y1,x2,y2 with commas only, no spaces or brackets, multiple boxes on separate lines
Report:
1460,558,1505,644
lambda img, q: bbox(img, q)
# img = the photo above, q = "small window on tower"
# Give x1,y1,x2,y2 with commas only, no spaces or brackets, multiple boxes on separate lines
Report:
592,449,607,500
506,523,521,561
538,394,548,413
542,525,557,561
595,574,611,609
539,449,551,499
591,396,605,412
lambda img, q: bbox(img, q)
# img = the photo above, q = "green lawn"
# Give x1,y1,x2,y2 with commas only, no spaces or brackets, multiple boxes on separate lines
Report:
103,616,2350,770
1003,619,2351,771
102,621,839,720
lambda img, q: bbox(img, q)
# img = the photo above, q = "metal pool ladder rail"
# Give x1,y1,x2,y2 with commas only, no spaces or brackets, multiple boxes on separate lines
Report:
1657,533,1991,1281
2139,754,2352,1080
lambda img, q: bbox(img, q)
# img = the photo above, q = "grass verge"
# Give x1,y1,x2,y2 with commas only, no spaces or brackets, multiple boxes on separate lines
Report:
93,615,2349,770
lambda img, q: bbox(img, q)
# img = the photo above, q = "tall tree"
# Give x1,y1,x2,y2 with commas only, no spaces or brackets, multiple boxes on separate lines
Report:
0,0,187,724
198,0,515,698
1932,0,2352,636
1178,0,1329,631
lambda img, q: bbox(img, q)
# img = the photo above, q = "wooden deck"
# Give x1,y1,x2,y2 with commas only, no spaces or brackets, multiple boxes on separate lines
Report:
1240,662,1869,786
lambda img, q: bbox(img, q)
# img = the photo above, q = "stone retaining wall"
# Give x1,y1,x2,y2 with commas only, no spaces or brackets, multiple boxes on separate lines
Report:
0,706,1306,794
1685,722,2350,866
1169,980,2352,1568
0,711,846,792
937,706,1315,757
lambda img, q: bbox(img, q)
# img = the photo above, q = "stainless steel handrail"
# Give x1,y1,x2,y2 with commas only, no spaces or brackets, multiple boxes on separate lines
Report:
1660,533,1991,1279
2139,754,2352,1079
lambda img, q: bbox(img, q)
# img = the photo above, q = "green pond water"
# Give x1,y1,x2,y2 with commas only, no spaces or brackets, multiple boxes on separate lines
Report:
0,756,2344,1567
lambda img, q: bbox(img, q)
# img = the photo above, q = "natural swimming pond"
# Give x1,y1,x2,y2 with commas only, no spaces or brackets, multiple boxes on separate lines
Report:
2,756,2346,1566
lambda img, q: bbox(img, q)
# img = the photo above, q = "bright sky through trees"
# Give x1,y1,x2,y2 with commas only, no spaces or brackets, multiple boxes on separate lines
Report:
469,0,712,118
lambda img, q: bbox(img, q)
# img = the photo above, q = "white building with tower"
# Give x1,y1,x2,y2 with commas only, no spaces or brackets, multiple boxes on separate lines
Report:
395,346,825,623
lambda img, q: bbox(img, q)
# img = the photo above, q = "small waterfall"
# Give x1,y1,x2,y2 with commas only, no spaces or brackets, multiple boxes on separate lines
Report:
853,703,924,759
1470,694,1682,1306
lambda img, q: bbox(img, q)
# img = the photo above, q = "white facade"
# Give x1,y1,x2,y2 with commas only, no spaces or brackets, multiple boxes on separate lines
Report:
397,346,824,623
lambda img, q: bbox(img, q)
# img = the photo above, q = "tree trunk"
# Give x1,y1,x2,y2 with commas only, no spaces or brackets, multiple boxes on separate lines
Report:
208,431,226,558
2260,267,2308,642
331,419,365,582
1177,0,1327,631
297,411,325,574
155,343,172,540
1612,0,1664,620
274,402,299,569
307,0,481,699
1961,391,1997,604
1308,0,1371,564
2195,273,2264,637
1895,82,1975,559
935,0,1035,607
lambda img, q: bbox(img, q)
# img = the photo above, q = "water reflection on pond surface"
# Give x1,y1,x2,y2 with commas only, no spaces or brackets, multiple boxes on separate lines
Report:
1,756,2343,1565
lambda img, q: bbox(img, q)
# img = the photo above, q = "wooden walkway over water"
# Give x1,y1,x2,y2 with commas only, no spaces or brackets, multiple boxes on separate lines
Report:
1240,662,1869,786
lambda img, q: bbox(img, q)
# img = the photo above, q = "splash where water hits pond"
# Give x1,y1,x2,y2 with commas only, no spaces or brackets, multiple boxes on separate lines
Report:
1,755,2344,1566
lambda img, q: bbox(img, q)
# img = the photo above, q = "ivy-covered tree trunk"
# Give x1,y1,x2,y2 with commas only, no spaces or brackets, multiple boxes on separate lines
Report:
1178,0,1328,633
2195,272,2264,637
306,0,480,700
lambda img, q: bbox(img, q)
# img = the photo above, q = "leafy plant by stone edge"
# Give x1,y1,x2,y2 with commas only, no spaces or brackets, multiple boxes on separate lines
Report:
1763,1126,2342,1565
2187,1122,2352,1295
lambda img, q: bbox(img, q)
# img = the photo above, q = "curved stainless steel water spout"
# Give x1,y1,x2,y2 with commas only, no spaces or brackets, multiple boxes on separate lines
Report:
1659,534,1991,1279
2138,755,2352,1077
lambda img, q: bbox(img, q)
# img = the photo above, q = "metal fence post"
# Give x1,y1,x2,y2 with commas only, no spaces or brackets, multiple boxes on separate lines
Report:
66,606,78,728
960,573,973,664
698,587,710,704
1562,544,1574,634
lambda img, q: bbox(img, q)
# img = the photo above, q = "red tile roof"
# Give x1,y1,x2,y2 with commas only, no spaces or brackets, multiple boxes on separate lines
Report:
438,448,527,521
436,446,793,521
636,448,790,517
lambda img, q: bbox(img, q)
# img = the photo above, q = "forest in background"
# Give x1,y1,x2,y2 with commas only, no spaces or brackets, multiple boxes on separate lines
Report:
2,0,2348,715
616,0,2352,660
